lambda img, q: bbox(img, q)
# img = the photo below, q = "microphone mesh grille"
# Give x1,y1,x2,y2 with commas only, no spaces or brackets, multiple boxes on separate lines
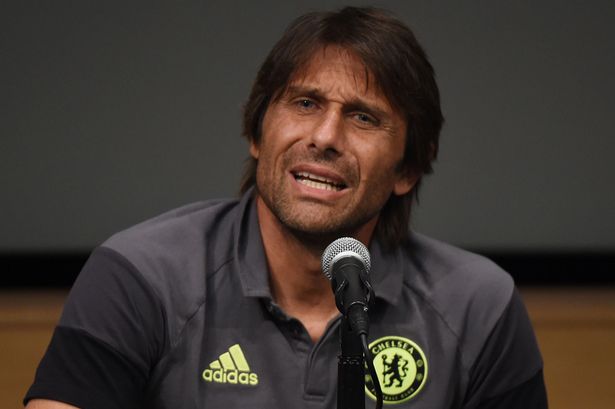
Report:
321,237,371,280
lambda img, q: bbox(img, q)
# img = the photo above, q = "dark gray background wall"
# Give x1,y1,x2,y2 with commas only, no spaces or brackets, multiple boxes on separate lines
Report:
3,1,614,253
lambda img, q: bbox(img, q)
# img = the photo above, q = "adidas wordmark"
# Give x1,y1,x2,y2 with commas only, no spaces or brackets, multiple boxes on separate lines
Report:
202,344,259,386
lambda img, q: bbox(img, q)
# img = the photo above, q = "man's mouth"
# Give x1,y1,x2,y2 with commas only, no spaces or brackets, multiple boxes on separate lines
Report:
292,171,346,192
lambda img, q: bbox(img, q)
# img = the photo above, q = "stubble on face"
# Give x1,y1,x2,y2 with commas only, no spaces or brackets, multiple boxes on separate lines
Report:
256,145,373,241
252,46,410,245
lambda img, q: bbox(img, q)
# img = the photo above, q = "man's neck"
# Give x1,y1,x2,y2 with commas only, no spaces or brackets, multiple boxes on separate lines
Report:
254,195,375,342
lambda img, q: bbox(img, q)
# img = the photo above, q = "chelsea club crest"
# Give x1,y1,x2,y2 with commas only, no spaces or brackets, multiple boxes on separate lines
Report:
365,336,428,404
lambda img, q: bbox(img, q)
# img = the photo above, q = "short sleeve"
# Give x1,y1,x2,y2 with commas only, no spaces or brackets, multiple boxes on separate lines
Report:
463,289,547,408
24,246,167,409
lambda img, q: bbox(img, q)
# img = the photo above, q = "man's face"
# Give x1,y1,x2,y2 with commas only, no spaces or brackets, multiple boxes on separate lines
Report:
251,46,415,240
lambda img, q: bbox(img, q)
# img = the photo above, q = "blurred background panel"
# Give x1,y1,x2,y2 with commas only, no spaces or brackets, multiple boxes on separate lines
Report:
1,1,614,408
2,1,614,255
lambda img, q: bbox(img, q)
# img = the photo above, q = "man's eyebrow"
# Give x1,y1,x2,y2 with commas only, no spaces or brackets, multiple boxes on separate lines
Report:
284,85,323,99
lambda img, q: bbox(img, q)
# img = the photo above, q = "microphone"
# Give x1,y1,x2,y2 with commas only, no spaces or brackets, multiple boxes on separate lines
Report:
321,237,374,336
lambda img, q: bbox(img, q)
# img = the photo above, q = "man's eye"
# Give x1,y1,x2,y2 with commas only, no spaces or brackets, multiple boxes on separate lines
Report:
297,99,315,109
355,113,378,125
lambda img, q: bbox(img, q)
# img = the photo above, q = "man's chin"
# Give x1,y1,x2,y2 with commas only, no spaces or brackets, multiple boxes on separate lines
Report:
278,213,370,244
283,225,350,250
257,191,376,244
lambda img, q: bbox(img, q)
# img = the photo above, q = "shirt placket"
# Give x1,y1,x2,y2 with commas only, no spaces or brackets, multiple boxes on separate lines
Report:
265,299,341,404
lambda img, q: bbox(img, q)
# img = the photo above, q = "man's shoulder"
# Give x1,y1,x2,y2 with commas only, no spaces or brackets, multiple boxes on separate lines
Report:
104,198,239,252
407,232,513,294
404,232,515,351
100,197,244,294
58,197,250,355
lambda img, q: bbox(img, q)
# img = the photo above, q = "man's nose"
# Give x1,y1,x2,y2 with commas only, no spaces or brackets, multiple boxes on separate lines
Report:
309,109,345,154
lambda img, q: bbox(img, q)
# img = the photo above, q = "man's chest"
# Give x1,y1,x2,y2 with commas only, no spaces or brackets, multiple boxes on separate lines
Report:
147,297,464,409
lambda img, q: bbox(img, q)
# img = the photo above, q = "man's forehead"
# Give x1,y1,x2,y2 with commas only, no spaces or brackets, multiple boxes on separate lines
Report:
286,45,382,98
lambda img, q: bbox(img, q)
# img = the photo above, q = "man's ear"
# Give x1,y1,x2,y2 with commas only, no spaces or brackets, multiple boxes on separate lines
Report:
249,140,260,159
393,169,420,196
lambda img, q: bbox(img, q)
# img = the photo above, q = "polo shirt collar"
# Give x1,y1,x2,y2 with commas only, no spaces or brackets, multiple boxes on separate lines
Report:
368,239,406,306
235,188,272,299
234,188,405,306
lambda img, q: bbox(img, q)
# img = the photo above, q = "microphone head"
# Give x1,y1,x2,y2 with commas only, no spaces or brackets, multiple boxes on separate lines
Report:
321,237,371,280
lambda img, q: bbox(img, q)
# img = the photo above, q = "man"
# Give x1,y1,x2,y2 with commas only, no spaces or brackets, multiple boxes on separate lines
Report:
25,7,547,409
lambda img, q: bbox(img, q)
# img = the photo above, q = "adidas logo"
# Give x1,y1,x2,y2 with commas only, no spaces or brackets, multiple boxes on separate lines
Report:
202,344,259,386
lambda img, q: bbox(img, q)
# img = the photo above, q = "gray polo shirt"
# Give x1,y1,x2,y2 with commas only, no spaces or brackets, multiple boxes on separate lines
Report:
25,189,546,408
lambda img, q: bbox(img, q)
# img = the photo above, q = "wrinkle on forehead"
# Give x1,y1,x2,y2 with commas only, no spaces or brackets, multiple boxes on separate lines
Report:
285,45,380,101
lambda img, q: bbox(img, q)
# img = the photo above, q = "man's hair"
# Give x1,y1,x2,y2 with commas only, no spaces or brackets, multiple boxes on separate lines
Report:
240,6,443,248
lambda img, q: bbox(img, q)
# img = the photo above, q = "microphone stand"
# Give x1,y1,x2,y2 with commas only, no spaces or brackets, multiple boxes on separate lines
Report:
337,314,365,409
322,238,376,409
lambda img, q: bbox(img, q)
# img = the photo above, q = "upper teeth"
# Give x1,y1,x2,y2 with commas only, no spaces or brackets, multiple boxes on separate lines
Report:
295,172,343,191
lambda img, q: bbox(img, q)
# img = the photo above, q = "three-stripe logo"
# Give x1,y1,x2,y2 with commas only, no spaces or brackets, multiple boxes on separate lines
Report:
202,344,259,386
